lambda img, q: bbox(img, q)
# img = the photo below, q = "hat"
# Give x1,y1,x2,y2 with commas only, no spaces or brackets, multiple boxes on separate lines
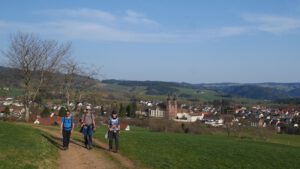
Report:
112,110,117,114
86,105,91,110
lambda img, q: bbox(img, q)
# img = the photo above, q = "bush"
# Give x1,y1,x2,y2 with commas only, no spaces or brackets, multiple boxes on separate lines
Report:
40,107,51,118
186,122,215,135
284,126,300,135
1,106,11,121
127,118,150,128
148,119,214,134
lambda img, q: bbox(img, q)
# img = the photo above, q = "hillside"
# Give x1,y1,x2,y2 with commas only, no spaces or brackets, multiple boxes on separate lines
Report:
0,66,102,98
0,123,58,169
102,79,300,101
2,66,300,103
95,126,300,169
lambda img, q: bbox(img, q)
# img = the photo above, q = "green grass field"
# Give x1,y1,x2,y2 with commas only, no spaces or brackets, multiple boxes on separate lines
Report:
2,122,299,169
0,88,23,97
0,122,58,169
95,126,300,169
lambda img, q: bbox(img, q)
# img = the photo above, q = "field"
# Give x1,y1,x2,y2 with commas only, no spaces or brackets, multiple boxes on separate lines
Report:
94,126,300,169
0,122,58,169
0,88,23,97
99,83,261,104
1,121,300,169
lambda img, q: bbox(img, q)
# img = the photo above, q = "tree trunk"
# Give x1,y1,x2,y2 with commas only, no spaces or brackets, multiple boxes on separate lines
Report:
24,105,30,122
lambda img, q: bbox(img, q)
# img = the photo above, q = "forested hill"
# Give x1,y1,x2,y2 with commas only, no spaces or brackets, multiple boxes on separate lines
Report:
102,79,300,100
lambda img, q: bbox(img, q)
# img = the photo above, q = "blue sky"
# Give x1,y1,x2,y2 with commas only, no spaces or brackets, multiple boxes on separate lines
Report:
1,0,300,83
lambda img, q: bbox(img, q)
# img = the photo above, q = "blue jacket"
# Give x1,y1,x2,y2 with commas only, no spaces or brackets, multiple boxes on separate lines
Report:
62,117,73,131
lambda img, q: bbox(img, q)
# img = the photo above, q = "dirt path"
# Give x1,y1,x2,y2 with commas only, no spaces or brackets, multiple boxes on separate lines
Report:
35,126,137,169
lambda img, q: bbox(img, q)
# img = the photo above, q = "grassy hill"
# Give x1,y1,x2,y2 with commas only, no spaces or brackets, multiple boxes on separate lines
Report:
2,121,300,169
219,85,289,100
0,122,58,169
197,83,300,100
99,81,227,103
102,80,300,102
95,126,300,169
2,65,300,104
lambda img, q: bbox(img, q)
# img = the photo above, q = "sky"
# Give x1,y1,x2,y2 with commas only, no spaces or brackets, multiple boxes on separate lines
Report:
0,0,300,83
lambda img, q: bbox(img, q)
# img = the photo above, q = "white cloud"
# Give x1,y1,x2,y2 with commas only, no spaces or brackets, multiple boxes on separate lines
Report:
0,19,249,43
38,8,116,22
242,14,300,33
0,21,13,29
123,10,159,26
0,20,180,42
5,9,299,43
217,26,248,37
0,8,185,43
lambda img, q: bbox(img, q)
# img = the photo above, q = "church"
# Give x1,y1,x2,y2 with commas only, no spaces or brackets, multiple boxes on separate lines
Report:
165,94,178,120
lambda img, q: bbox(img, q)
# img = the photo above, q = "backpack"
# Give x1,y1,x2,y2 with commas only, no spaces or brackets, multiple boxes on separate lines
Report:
63,116,73,131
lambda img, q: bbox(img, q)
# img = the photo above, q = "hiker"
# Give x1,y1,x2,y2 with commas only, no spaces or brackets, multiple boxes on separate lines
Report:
108,110,120,153
61,111,74,150
81,106,96,149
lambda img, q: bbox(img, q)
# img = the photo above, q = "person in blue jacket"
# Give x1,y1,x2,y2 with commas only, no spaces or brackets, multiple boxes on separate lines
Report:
61,111,74,150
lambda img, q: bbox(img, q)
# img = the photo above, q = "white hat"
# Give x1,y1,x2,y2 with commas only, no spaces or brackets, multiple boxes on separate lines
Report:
86,105,91,110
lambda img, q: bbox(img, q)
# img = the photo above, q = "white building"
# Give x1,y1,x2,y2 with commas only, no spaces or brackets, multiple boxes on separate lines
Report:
176,113,205,122
150,108,164,118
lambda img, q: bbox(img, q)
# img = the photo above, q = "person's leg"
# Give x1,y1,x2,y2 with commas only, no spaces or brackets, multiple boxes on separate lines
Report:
88,126,93,148
83,126,88,147
84,126,91,149
115,132,119,152
62,130,67,148
108,131,113,151
66,130,71,148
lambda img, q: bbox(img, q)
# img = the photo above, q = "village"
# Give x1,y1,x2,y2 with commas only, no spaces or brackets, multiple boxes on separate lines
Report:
1,91,299,135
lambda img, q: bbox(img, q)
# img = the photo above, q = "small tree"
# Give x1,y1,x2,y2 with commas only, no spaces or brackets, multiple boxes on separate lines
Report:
3,106,10,119
126,104,132,117
126,102,137,118
222,114,234,136
119,103,126,117
131,101,137,117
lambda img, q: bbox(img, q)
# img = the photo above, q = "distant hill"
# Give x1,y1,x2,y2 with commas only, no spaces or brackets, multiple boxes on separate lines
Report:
102,79,300,101
198,83,300,100
0,66,22,87
289,88,300,97
2,66,300,102
217,85,288,100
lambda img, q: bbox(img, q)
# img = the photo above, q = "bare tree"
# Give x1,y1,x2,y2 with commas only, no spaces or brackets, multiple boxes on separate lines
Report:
73,64,102,103
59,59,102,111
3,32,71,121
61,59,78,107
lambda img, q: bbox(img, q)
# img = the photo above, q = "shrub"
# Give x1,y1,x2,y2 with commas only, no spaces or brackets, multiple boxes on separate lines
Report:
40,107,51,118
128,118,150,128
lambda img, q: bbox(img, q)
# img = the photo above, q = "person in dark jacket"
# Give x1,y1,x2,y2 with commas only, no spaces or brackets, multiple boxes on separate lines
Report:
108,110,120,153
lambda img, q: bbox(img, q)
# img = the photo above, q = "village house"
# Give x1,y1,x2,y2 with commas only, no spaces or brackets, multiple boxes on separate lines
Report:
149,108,164,118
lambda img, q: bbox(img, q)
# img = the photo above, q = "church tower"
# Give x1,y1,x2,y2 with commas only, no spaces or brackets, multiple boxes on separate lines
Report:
165,94,177,120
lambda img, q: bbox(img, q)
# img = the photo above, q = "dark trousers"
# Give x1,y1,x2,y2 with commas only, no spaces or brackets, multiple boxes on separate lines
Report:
62,130,71,148
83,125,93,147
108,131,119,151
